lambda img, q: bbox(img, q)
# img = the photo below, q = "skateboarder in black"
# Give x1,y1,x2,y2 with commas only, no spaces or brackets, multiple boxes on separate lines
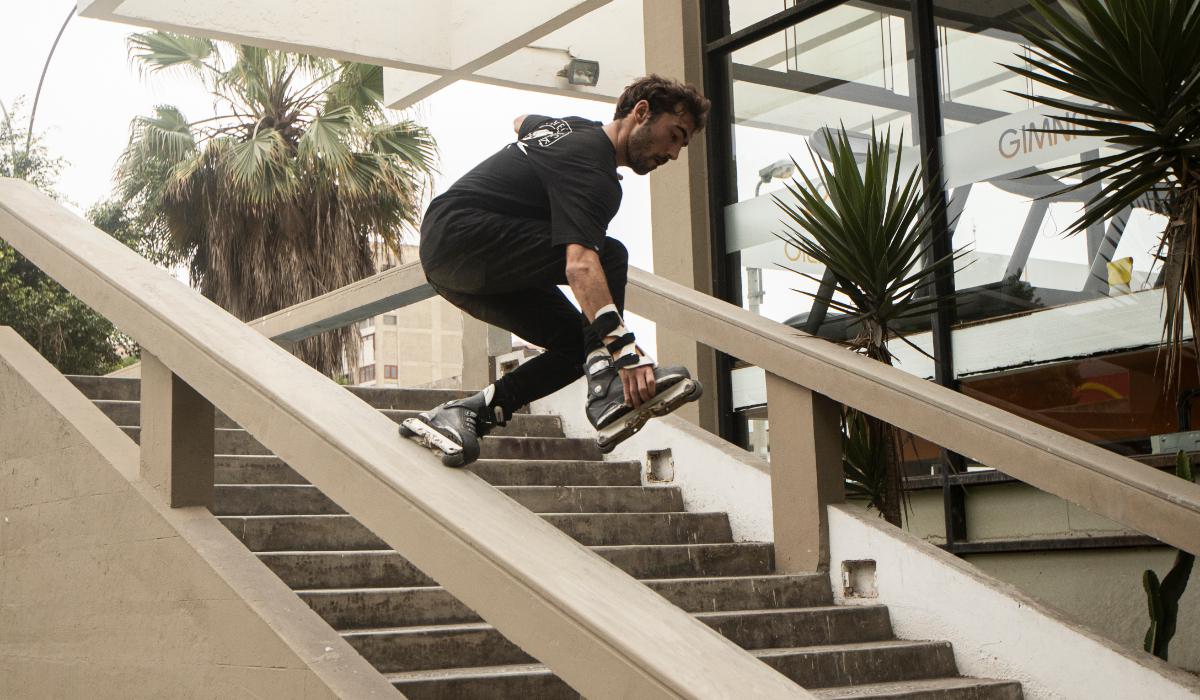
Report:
401,74,710,466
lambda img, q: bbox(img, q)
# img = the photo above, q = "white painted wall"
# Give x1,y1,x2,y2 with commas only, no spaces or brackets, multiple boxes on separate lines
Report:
827,504,1200,700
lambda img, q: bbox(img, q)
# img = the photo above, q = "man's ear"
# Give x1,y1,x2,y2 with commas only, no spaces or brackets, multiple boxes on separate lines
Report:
634,99,652,124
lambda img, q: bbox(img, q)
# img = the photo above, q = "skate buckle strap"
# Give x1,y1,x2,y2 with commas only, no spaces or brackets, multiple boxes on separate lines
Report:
584,305,623,352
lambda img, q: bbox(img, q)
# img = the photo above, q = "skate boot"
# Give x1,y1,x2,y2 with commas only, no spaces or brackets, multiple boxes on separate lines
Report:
586,352,703,454
399,390,506,467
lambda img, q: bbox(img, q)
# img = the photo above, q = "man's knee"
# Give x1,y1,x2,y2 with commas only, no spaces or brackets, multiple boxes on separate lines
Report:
601,238,629,272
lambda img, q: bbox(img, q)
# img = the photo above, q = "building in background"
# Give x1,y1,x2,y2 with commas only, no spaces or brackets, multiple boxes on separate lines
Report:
346,244,465,389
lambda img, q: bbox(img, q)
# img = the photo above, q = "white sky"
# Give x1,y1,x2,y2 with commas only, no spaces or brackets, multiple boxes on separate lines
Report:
0,3,659,352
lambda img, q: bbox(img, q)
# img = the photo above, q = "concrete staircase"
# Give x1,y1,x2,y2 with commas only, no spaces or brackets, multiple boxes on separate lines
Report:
71,375,1023,699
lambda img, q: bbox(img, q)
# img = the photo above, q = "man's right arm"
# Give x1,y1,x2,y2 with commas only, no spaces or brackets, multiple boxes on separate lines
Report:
564,243,613,322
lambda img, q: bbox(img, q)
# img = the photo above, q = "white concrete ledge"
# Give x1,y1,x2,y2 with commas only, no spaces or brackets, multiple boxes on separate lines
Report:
828,504,1200,700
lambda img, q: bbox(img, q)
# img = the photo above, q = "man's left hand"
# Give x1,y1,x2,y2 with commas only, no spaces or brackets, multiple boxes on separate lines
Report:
620,364,656,408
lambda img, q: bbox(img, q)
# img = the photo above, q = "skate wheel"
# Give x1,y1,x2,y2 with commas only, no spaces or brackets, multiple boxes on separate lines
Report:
398,423,416,438
441,451,467,468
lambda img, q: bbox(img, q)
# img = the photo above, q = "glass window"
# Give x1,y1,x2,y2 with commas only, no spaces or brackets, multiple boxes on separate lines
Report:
359,365,376,383
723,3,919,340
930,1,1180,458
384,364,399,379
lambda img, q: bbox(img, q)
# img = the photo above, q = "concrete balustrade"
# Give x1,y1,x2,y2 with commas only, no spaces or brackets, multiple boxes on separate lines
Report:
0,176,809,698
139,352,215,508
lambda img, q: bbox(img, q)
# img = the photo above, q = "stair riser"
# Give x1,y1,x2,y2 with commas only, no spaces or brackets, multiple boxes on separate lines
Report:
215,458,308,485
223,513,731,550
67,376,139,401
812,683,1025,700
213,485,343,516
212,457,641,488
94,402,561,437
123,427,598,461
346,627,533,673
302,588,477,628
258,544,774,588
763,643,958,689
497,486,683,513
391,673,577,700
304,575,832,629
701,607,893,649
644,575,833,612
214,482,673,516
260,552,437,589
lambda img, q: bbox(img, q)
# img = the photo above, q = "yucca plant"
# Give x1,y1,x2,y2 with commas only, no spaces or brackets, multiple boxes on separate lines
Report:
1006,0,1200,385
773,127,966,526
116,32,437,375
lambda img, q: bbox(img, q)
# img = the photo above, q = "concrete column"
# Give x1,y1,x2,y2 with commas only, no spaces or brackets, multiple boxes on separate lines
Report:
140,352,215,507
765,373,844,572
643,0,720,432
461,313,488,389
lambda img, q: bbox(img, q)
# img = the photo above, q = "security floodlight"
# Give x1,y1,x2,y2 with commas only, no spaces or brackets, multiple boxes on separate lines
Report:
558,58,600,87
755,159,795,196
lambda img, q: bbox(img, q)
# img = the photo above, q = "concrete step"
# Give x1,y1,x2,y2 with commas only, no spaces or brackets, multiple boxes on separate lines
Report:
258,543,775,589
215,456,309,485
300,574,831,629
345,623,534,673
386,663,574,700
350,618,922,677
695,606,893,650
811,676,1025,699
67,375,139,400
214,482,675,516
756,640,958,689
92,400,561,437
221,512,733,551
385,669,1023,700
496,485,682,513
212,456,643,488
213,485,343,516
122,426,600,461
69,376,477,408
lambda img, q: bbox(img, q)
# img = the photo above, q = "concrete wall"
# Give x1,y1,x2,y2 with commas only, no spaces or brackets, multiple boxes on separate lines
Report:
829,505,1200,700
0,328,396,699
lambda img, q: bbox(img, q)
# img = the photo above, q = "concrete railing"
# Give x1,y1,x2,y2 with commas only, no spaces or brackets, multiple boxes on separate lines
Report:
0,178,808,698
244,223,1200,569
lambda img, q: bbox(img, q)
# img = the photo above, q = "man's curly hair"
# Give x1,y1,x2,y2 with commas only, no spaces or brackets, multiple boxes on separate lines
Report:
614,74,710,132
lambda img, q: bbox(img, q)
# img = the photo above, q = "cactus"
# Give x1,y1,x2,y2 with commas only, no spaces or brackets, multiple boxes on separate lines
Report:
1142,451,1196,661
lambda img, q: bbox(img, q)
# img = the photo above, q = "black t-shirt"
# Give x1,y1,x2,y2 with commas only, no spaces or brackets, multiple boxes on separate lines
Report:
429,115,622,251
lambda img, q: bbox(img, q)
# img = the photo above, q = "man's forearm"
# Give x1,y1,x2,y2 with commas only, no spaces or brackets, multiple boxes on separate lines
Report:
566,261,614,322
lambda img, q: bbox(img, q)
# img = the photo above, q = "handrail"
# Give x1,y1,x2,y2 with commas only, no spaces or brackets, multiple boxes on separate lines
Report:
625,269,1200,556
231,231,1200,559
0,178,809,698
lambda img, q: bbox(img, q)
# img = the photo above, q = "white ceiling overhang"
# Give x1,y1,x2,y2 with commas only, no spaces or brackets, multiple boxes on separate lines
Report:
77,0,645,108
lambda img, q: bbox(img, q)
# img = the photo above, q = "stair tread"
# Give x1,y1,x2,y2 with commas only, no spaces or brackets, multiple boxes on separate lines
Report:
386,662,554,682
754,639,950,656
338,604,884,636
295,571,820,595
811,676,1023,698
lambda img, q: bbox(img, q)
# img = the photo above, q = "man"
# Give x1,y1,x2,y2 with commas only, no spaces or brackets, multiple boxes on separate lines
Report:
400,75,710,467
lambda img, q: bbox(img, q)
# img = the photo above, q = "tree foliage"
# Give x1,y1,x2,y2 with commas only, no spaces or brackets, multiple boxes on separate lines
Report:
0,99,133,375
115,33,438,375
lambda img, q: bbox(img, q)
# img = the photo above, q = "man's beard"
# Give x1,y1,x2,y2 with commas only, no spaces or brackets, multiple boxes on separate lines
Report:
626,123,661,175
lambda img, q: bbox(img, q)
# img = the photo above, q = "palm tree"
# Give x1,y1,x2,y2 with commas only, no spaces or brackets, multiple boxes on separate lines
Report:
117,32,437,374
1006,0,1200,384
773,127,965,526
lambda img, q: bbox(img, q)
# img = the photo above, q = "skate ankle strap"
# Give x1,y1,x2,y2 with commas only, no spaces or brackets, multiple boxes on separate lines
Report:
584,307,623,353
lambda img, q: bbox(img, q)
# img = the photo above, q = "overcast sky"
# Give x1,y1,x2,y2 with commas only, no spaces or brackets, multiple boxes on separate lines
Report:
1,3,659,352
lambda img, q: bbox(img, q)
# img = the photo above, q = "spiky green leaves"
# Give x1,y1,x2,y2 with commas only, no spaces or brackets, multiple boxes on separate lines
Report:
1006,0,1200,234
772,126,965,361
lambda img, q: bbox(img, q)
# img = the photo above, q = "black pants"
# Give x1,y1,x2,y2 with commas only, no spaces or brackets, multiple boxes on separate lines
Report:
419,202,628,416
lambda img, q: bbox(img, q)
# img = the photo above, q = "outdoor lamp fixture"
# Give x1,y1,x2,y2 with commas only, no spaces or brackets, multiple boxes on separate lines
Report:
558,58,600,86
755,159,795,196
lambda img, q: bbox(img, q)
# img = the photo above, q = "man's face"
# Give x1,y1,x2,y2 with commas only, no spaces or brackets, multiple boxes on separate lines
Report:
626,104,697,175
